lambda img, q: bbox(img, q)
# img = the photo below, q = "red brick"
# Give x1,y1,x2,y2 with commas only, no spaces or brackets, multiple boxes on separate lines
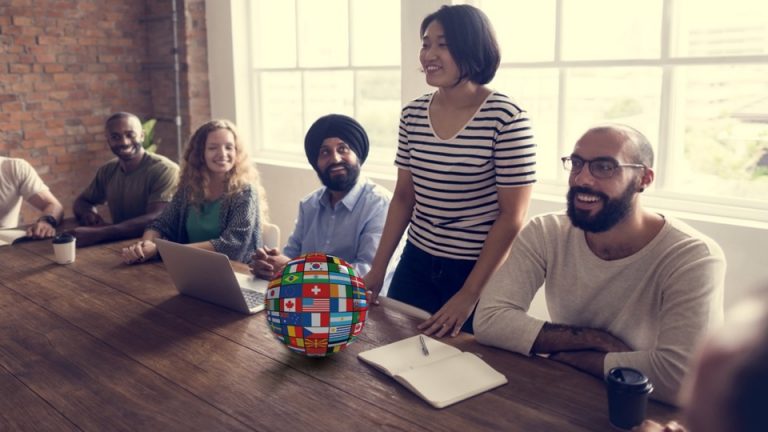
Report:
52,73,74,82
44,63,65,73
23,129,46,140
0,94,18,104
9,63,32,73
1,101,24,111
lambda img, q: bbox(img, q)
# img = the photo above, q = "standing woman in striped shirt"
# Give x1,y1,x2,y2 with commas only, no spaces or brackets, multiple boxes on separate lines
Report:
364,4,536,337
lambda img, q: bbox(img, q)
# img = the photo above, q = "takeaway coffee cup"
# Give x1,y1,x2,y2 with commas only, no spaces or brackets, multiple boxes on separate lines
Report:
605,367,654,430
52,233,76,264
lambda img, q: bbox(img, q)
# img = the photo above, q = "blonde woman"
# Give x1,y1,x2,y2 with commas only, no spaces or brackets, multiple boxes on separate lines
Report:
122,119,267,264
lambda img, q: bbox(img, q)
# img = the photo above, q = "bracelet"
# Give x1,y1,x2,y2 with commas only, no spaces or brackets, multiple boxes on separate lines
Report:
37,214,58,228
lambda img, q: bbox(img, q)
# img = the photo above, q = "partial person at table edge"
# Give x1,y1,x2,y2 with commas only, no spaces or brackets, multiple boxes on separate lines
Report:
474,124,726,404
70,112,179,247
249,113,390,280
633,287,768,432
122,119,267,264
0,156,64,238
364,4,535,338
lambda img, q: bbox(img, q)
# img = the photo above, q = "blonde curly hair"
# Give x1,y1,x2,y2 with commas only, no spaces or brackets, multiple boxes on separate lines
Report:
179,119,268,221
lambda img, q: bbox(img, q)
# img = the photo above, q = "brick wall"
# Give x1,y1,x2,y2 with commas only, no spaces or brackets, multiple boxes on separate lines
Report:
0,0,209,225
144,0,210,163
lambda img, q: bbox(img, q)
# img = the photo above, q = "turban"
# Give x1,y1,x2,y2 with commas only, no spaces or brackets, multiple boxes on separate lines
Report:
304,114,369,169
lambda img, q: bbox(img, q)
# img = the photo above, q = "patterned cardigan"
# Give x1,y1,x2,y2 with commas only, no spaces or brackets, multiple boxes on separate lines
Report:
147,184,262,263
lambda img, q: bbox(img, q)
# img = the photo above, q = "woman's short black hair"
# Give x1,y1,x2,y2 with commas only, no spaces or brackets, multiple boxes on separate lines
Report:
420,5,500,85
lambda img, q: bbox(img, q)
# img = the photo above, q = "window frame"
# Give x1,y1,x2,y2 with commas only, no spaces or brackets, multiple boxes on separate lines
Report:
217,0,768,223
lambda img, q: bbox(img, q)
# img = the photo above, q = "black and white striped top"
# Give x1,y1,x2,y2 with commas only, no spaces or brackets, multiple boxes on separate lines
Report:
395,92,536,260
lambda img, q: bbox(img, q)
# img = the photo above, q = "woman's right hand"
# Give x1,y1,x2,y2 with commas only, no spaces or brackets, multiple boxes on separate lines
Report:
122,240,158,265
363,268,385,305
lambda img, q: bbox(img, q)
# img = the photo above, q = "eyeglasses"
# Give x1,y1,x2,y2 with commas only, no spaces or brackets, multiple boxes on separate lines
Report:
561,155,645,179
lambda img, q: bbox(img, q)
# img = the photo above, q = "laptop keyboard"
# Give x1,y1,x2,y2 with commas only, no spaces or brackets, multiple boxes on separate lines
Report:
242,290,265,308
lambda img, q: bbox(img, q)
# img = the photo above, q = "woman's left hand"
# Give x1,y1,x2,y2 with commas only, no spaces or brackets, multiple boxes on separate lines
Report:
417,288,479,338
122,240,158,264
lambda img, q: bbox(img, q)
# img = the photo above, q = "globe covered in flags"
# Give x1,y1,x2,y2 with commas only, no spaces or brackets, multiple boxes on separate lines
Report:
265,253,368,357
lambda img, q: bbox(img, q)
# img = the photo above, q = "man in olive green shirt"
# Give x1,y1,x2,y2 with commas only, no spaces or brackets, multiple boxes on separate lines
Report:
71,112,178,247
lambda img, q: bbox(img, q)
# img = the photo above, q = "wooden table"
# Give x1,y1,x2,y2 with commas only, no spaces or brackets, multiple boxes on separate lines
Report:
0,239,677,431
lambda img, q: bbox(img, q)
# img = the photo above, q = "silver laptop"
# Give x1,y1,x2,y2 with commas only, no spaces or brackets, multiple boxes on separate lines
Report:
155,239,266,314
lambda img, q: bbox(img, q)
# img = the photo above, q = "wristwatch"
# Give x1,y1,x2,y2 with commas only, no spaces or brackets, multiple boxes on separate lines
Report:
37,214,58,228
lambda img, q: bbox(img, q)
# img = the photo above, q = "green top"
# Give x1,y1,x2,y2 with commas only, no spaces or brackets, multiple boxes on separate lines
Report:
79,152,179,224
185,199,222,243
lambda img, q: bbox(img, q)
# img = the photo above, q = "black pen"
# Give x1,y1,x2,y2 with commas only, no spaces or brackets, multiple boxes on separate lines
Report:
419,334,429,356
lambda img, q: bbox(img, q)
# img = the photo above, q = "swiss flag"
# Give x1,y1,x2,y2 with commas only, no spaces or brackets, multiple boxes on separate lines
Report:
303,283,330,298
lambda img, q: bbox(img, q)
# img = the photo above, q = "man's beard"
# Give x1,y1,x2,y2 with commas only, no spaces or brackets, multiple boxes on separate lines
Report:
567,182,636,233
318,161,360,192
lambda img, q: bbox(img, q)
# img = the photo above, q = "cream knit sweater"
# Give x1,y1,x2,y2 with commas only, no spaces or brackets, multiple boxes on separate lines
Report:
475,213,725,404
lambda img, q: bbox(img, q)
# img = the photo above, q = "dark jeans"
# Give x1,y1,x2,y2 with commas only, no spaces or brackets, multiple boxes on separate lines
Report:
388,241,477,333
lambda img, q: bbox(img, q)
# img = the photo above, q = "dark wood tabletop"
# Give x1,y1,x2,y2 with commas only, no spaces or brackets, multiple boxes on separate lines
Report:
0,238,677,431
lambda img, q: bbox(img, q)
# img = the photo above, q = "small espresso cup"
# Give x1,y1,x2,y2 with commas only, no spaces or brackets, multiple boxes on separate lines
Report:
52,233,76,264
605,367,654,430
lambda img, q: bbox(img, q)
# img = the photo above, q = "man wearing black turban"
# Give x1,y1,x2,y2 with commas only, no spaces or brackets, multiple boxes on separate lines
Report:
304,114,369,199
250,114,391,280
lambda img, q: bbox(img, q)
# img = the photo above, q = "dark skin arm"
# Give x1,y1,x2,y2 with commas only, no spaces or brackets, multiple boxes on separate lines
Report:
532,323,632,378
73,194,105,226
68,201,169,247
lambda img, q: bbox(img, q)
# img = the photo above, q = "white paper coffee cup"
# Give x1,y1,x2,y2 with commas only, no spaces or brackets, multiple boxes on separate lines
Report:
52,234,76,264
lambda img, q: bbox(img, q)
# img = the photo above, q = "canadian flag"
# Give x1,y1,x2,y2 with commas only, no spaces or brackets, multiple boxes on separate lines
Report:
282,298,297,312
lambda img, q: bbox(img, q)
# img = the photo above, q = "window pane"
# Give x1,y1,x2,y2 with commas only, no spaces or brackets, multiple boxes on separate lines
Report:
562,0,662,60
297,0,349,67
671,0,768,57
303,70,354,132
477,0,556,62
491,68,559,181
251,0,296,68
355,70,402,164
667,65,768,202
563,67,661,157
350,0,400,66
259,72,303,153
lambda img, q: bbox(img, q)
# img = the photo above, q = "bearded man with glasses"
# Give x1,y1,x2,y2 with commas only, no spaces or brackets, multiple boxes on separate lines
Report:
473,124,726,405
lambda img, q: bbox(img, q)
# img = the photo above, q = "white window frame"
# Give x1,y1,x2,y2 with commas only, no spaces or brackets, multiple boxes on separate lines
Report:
208,0,768,224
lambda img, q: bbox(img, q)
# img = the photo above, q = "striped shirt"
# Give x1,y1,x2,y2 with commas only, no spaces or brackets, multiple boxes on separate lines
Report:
395,92,536,260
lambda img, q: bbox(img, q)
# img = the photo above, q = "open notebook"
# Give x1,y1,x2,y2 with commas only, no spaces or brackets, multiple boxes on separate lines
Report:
0,229,28,246
358,335,508,409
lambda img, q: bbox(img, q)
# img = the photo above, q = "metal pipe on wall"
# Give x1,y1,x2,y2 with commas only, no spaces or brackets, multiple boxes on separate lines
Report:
171,0,183,161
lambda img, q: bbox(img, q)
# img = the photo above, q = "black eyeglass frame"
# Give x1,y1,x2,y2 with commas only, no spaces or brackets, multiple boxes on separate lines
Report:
561,155,646,179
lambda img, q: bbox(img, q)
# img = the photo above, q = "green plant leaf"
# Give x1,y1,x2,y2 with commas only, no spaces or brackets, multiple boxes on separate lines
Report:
141,118,160,153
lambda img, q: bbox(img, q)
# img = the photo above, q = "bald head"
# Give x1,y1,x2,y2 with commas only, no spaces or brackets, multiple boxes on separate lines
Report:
583,124,654,168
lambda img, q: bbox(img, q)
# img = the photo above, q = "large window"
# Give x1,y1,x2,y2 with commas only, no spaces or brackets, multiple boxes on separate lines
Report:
478,0,768,218
249,0,401,166
245,0,768,221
